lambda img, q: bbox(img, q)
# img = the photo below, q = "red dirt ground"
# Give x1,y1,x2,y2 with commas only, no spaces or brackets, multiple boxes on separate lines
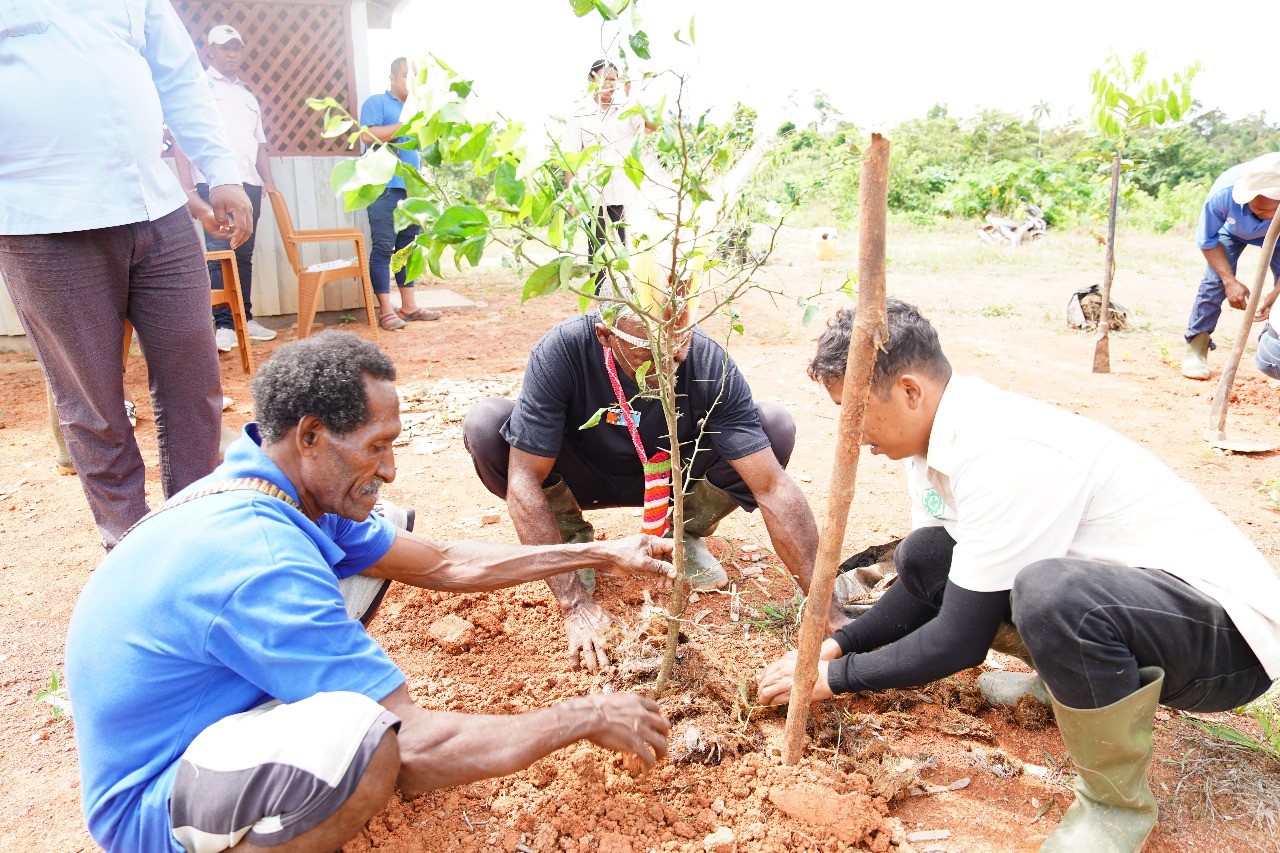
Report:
1,227,1278,852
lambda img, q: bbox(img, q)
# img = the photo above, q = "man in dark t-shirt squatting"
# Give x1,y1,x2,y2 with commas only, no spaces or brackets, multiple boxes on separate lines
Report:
464,310,844,670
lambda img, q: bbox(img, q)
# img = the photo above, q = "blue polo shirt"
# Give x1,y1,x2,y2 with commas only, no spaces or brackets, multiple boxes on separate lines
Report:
359,90,420,191
1196,163,1277,250
65,425,403,853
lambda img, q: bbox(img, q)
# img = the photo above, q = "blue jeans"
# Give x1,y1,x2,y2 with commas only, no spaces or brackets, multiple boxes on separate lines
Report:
1185,232,1280,345
197,183,262,329
366,188,420,296
1256,325,1280,380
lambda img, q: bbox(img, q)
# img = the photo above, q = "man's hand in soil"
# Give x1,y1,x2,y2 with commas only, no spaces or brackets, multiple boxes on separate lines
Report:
578,693,670,771
208,183,254,249
565,598,618,672
756,640,841,706
597,533,675,587
1224,276,1251,311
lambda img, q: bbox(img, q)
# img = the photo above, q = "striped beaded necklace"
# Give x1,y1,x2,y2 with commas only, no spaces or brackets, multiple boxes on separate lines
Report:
601,344,671,537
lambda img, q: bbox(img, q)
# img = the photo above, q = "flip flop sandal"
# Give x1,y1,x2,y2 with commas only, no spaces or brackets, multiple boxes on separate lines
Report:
378,311,406,331
397,307,442,322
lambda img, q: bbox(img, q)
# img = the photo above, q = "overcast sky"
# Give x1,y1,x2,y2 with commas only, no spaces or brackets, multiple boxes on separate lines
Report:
366,0,1278,136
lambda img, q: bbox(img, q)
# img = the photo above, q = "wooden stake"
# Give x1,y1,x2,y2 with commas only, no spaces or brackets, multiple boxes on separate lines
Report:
781,133,890,764
1092,153,1122,374
1207,213,1280,437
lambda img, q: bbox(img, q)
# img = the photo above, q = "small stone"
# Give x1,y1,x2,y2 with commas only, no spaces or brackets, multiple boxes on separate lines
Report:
703,827,736,853
481,511,502,525
428,615,476,654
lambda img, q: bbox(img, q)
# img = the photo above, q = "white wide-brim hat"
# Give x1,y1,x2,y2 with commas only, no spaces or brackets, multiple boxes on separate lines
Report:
1231,152,1280,205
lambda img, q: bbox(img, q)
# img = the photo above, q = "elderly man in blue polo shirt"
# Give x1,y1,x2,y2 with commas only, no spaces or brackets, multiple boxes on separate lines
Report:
0,0,253,549
358,57,440,331
1181,152,1280,379
66,331,673,853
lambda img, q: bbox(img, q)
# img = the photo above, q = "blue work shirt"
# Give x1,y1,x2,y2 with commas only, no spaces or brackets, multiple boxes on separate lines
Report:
1196,163,1277,250
359,90,420,191
65,424,403,853
0,0,239,235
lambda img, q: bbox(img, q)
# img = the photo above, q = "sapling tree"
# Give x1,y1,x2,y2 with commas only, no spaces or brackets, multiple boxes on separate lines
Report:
1086,51,1199,373
309,3,851,691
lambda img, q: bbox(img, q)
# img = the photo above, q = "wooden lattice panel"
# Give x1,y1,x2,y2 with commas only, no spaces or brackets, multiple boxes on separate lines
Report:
171,0,355,156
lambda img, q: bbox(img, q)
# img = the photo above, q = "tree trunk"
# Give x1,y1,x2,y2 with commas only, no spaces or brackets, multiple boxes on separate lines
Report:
1092,154,1121,373
781,133,890,765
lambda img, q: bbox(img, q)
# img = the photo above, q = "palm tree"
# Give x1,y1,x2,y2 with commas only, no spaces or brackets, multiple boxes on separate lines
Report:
1031,99,1051,159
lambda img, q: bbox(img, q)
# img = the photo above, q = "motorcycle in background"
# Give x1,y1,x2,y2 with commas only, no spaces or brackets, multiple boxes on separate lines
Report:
979,197,1047,246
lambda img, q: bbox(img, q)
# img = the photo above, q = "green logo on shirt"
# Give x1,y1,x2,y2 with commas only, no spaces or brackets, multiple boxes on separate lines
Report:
922,487,945,518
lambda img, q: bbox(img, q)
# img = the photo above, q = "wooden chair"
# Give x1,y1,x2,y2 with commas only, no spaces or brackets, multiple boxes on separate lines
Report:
121,251,253,374
266,189,378,340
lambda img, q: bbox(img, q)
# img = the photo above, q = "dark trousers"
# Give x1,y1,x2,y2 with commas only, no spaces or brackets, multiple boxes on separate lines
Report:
1185,231,1280,344
462,397,795,512
0,207,223,548
895,526,1271,711
196,182,262,328
366,188,420,295
591,205,625,295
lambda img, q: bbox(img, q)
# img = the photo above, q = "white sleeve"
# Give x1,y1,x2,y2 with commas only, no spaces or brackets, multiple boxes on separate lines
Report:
947,442,1095,592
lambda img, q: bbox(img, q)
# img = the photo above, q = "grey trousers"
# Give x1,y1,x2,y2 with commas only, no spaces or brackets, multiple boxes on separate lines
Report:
0,208,222,548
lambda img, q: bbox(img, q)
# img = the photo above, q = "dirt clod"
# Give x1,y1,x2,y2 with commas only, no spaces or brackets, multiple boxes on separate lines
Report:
427,614,475,654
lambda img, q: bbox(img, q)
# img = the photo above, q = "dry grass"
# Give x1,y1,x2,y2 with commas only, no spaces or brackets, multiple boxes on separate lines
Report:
1163,719,1280,845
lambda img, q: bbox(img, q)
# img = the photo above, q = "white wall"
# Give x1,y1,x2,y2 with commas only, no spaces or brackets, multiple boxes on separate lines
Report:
0,155,372,339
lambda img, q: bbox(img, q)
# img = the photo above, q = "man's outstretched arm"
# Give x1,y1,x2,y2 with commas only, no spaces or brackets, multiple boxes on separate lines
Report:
380,684,669,795
729,448,846,631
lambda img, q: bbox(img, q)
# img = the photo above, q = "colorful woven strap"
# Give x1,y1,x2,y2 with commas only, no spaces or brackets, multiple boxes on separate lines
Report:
602,345,671,537
119,478,301,541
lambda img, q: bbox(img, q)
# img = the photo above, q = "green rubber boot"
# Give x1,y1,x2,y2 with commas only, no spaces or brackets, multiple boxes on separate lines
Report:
1181,332,1210,380
1040,667,1164,853
543,477,597,592
678,479,739,590
980,622,1051,706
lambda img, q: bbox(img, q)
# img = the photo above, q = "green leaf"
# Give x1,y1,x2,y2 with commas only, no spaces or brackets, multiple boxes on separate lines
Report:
322,114,354,139
688,15,695,43
354,146,399,187
558,254,575,287
394,197,440,231
523,258,569,302
434,102,466,126
420,142,443,168
577,276,597,313
306,97,342,111
494,161,525,206
341,182,383,212
403,245,425,282
592,0,618,20
580,406,609,430
451,123,491,163
629,30,651,59
634,359,651,387
427,239,446,278
548,208,565,247
329,158,358,194
624,155,644,191
449,79,473,99
570,0,594,15
430,205,488,243
802,303,821,326
458,234,485,268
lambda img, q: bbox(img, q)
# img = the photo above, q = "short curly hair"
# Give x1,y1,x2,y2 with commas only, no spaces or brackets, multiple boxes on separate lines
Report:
808,298,950,397
252,331,397,445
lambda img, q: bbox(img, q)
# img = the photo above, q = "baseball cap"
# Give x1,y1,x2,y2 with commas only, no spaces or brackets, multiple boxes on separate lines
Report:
207,25,244,46
1231,152,1280,204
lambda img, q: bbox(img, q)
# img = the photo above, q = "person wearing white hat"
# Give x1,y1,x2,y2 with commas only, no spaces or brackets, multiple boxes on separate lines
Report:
174,24,281,353
1181,152,1280,379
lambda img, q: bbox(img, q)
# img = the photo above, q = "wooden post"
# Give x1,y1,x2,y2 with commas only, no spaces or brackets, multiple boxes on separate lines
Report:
781,133,890,765
1092,153,1122,374
1208,213,1280,437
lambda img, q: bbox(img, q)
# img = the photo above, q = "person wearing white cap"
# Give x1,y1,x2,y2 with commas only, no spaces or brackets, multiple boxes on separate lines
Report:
174,24,280,353
1181,152,1280,379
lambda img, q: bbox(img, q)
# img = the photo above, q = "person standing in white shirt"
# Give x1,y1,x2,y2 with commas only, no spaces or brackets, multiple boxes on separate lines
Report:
759,299,1280,853
562,60,650,296
175,24,279,352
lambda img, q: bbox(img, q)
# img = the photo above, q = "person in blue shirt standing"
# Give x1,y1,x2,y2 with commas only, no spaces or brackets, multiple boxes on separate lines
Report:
0,0,253,549
359,57,441,331
1181,153,1280,379
66,331,673,853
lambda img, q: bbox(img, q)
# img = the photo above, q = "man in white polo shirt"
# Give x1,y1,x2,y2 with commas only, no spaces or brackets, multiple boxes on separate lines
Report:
176,24,279,352
759,299,1280,853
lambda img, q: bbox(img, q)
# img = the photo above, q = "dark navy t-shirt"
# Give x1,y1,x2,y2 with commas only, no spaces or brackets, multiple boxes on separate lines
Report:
502,314,770,475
